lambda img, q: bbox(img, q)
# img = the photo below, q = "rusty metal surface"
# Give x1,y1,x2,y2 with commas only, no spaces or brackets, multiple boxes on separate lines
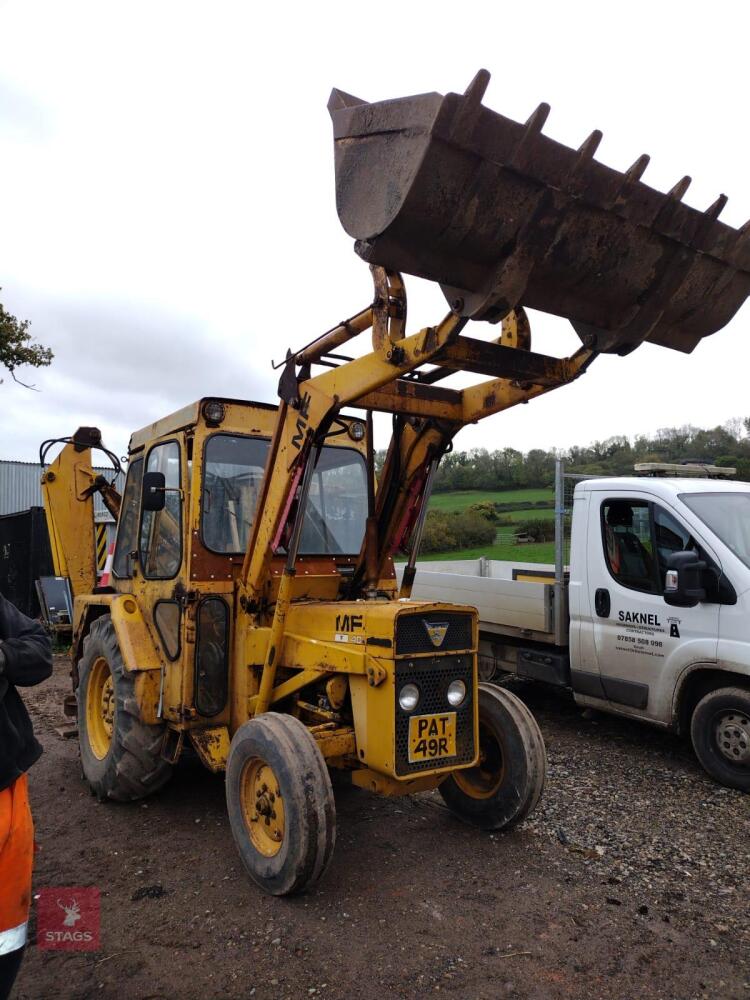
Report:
353,379,463,419
431,337,576,386
329,71,750,356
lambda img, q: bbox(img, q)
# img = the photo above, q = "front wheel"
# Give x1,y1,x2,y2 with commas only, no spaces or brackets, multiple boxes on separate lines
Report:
439,683,546,830
226,713,336,896
691,686,750,791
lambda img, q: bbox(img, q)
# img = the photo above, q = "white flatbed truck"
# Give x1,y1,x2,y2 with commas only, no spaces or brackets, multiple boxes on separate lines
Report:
402,470,750,790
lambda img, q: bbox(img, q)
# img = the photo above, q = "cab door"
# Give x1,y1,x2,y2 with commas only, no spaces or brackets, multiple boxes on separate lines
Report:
583,491,719,722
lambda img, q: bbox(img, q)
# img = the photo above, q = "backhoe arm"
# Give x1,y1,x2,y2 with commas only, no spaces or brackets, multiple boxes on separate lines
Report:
40,428,122,597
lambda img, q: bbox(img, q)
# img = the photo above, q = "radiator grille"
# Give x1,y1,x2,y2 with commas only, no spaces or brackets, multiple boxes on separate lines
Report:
395,654,475,776
395,612,473,655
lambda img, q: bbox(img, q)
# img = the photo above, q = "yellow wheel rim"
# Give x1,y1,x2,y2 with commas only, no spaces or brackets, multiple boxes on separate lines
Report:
240,758,285,857
452,721,505,800
87,656,115,760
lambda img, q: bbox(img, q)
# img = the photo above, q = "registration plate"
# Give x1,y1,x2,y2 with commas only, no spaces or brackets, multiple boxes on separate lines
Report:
408,712,457,763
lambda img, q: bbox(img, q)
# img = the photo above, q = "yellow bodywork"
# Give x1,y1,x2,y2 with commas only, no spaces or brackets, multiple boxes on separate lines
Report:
43,268,593,793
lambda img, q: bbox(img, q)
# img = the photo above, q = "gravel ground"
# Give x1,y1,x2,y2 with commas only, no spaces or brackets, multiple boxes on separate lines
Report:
518,681,750,947
11,657,750,1000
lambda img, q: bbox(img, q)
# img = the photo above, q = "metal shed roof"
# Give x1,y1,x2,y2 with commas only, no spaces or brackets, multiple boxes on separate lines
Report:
0,460,125,521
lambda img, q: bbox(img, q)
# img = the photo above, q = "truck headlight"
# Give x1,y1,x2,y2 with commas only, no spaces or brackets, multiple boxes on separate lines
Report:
447,679,466,707
398,683,420,712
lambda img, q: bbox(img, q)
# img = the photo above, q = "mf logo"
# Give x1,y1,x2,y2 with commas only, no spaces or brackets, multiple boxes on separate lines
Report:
424,621,449,648
336,614,363,632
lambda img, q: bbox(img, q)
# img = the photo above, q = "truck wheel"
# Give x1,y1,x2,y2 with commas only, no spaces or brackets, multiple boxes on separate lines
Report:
690,686,750,791
439,683,546,830
226,713,336,896
77,614,172,802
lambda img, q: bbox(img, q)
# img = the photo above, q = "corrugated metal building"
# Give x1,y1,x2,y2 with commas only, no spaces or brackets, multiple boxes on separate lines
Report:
0,460,125,522
1,460,126,613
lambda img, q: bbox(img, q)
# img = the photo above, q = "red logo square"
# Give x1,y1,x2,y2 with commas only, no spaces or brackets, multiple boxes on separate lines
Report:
36,887,100,951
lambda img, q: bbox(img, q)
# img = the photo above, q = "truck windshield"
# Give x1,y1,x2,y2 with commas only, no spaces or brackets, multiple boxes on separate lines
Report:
680,492,750,568
202,434,367,556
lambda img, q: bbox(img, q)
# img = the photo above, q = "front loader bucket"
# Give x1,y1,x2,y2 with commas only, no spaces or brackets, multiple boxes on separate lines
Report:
329,71,750,355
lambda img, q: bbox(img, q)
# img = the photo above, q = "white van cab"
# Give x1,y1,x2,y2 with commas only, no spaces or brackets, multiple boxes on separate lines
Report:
404,474,750,790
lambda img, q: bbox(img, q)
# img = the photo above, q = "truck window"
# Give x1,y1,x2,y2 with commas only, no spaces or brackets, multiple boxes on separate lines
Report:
681,492,750,569
601,500,657,594
653,505,694,585
112,458,143,579
139,441,182,579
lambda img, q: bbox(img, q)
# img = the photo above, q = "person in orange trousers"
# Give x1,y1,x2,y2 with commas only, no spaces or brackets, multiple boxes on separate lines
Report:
0,593,52,1000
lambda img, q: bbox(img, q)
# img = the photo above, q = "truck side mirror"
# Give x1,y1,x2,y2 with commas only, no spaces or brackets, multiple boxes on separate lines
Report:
142,471,166,512
664,550,707,607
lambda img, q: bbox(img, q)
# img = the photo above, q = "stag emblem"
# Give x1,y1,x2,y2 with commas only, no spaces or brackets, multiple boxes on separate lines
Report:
57,898,82,927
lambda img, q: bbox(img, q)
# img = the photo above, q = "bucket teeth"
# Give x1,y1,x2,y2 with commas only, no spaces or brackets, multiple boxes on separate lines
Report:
623,154,650,183
577,129,603,160
667,175,692,201
524,102,550,134
705,194,728,221
463,68,491,104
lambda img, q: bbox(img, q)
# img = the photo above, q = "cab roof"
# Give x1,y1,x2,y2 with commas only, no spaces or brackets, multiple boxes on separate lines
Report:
129,397,277,452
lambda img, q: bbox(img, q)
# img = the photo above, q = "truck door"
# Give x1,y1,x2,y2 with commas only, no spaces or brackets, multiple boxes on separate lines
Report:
583,493,719,722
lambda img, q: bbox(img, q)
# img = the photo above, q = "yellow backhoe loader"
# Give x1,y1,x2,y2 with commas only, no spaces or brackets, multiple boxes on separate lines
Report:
41,71,750,895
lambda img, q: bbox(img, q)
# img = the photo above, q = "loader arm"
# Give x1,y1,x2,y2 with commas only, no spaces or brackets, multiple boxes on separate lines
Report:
241,267,594,601
239,266,594,713
40,428,122,597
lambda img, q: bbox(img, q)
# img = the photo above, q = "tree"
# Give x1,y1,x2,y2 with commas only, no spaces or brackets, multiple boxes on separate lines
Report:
0,291,52,388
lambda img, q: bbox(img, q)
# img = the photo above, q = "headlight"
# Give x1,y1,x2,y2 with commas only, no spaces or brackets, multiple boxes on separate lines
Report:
348,419,366,442
202,400,225,425
398,683,420,712
447,679,466,707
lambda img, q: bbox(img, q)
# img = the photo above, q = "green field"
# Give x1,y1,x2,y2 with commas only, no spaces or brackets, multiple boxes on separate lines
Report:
428,488,553,513
417,540,555,563
498,506,556,522
416,487,557,563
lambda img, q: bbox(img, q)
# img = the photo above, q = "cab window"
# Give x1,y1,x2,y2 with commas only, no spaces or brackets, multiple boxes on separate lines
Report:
602,499,732,602
139,441,182,579
202,435,269,553
300,447,367,555
113,458,143,579
201,436,368,556
653,505,694,581
601,500,656,594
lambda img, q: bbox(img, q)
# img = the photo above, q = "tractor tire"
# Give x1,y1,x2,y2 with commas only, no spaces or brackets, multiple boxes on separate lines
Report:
439,682,546,830
77,614,172,802
226,713,336,896
690,686,750,792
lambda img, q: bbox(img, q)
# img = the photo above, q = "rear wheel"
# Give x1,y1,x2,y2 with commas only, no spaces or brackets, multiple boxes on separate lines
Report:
77,615,172,801
226,713,336,896
691,686,750,791
439,683,546,830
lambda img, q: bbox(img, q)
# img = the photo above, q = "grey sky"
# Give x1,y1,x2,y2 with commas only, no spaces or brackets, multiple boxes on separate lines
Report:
2,0,749,462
